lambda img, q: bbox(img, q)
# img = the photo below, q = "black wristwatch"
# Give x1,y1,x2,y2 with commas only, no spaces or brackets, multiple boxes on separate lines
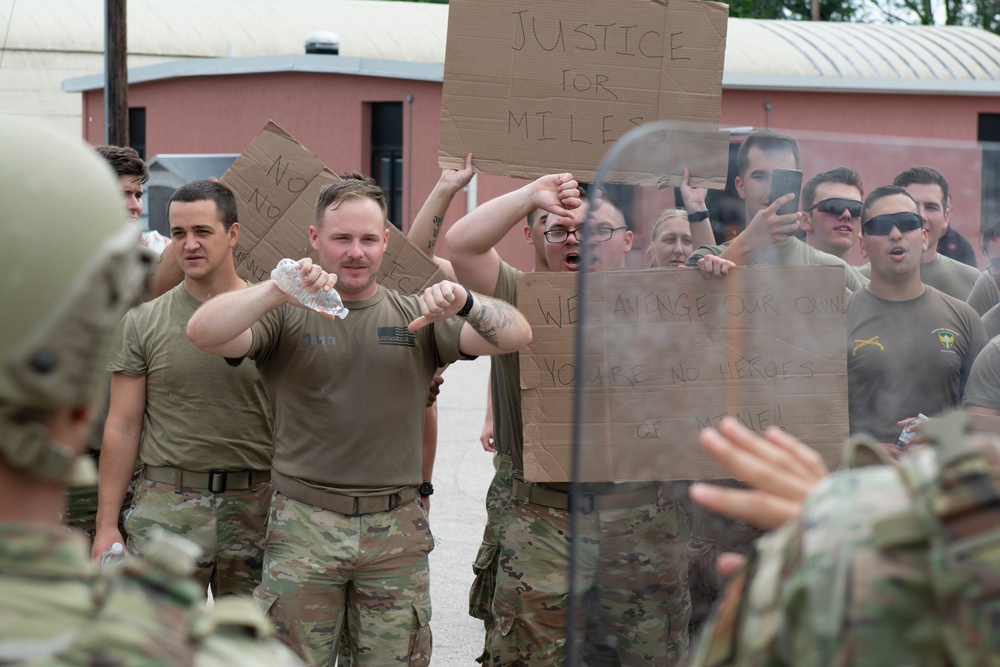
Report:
419,480,434,497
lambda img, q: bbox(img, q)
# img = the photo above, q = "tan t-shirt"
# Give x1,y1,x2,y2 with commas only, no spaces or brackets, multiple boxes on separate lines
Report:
847,286,987,443
247,285,467,494
108,283,272,471
966,270,1000,315
689,238,868,292
964,338,1000,412
859,254,981,302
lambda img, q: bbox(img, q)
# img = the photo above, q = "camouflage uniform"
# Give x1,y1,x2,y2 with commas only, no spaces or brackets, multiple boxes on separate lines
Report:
0,522,303,666
491,485,691,666
673,479,763,632
254,492,433,667
686,412,1000,667
125,478,270,594
469,453,515,662
481,262,692,666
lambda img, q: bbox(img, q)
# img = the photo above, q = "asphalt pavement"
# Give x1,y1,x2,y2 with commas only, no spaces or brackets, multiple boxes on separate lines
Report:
427,355,496,665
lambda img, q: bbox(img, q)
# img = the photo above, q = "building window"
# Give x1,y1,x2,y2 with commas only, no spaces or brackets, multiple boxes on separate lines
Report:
129,107,146,160
980,114,1000,231
371,102,403,230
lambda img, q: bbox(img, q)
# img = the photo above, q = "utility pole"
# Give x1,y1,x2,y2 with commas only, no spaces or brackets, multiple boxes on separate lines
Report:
104,0,128,145
811,0,821,20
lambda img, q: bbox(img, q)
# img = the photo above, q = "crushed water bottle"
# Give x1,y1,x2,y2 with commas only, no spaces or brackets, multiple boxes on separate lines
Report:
271,258,349,319
897,413,929,452
101,542,127,568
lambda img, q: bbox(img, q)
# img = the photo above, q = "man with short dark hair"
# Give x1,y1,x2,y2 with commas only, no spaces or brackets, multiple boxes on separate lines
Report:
94,144,185,300
798,167,864,263
866,165,981,302
93,180,273,598
848,185,986,445
187,173,533,666
686,130,868,292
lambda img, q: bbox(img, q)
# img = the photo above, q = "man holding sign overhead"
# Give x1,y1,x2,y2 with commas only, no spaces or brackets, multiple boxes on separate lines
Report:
448,175,700,666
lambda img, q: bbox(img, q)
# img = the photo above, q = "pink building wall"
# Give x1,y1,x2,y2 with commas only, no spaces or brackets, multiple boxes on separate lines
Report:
82,73,1000,271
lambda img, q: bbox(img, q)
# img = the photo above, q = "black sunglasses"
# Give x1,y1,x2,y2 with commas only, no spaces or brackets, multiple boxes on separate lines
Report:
806,197,863,218
861,211,923,236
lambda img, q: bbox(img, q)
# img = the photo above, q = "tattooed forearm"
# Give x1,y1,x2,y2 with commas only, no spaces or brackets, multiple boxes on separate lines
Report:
427,216,444,251
465,296,520,348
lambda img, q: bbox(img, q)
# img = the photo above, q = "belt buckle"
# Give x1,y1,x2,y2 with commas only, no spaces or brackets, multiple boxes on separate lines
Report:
570,491,595,514
208,469,228,493
388,492,402,511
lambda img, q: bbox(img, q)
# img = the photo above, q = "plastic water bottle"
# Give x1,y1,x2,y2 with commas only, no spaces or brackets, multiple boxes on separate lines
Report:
101,542,127,568
271,258,349,319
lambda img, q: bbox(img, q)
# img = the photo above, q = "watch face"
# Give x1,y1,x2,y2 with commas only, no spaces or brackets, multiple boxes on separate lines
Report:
419,481,434,496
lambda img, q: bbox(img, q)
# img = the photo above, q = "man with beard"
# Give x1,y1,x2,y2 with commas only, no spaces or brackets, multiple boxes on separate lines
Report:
187,173,533,667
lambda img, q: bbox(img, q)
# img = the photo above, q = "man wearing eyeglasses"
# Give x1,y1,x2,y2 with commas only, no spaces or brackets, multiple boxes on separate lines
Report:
848,185,986,448
798,167,864,263
447,175,692,666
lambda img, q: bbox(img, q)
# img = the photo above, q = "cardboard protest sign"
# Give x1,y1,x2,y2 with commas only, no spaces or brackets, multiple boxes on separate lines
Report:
439,0,731,186
220,121,448,294
519,266,849,482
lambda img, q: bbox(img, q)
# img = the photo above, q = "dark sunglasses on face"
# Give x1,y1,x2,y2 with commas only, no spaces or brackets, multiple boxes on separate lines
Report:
806,197,863,218
861,211,924,236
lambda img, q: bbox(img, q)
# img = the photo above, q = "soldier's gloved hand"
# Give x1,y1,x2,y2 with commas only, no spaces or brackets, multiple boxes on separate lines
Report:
690,417,828,530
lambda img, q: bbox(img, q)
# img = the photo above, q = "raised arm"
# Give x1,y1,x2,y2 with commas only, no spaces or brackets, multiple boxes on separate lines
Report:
408,153,475,280
446,173,580,297
719,194,802,265
187,258,338,358
680,167,715,251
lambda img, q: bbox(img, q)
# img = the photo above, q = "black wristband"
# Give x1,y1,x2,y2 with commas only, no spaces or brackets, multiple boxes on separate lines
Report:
688,210,710,222
456,286,474,317
419,480,434,497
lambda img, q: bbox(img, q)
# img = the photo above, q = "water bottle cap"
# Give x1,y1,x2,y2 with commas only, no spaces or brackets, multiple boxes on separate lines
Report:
110,542,124,554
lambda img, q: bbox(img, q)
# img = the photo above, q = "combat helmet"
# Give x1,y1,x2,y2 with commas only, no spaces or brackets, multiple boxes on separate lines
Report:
0,117,154,483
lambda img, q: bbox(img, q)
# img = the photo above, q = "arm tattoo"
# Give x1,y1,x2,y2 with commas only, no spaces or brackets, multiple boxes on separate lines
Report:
466,297,519,348
428,216,444,251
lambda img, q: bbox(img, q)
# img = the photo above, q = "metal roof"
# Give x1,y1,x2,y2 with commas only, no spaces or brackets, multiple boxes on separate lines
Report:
1,0,448,61
723,20,1000,94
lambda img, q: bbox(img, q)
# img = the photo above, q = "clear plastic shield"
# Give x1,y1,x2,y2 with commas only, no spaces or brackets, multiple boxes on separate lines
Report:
543,121,1000,663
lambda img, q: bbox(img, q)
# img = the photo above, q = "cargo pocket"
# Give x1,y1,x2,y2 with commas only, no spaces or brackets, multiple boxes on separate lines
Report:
469,542,499,621
252,587,288,638
407,603,432,667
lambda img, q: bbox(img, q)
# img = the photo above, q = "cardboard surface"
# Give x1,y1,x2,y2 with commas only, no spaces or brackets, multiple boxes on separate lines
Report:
439,0,730,185
221,121,448,294
518,266,849,482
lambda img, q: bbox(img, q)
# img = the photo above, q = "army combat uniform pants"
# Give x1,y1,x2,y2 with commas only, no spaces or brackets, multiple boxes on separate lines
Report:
490,483,691,667
125,475,270,597
255,490,434,667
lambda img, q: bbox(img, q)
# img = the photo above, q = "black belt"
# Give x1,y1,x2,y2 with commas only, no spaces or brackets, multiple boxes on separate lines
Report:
143,465,270,493
511,478,661,513
271,470,418,516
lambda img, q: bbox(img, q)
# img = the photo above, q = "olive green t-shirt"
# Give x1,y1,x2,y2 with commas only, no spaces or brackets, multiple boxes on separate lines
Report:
847,286,987,443
859,254,981,302
247,285,466,494
964,338,1000,412
688,237,868,292
108,283,272,471
966,270,1000,315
